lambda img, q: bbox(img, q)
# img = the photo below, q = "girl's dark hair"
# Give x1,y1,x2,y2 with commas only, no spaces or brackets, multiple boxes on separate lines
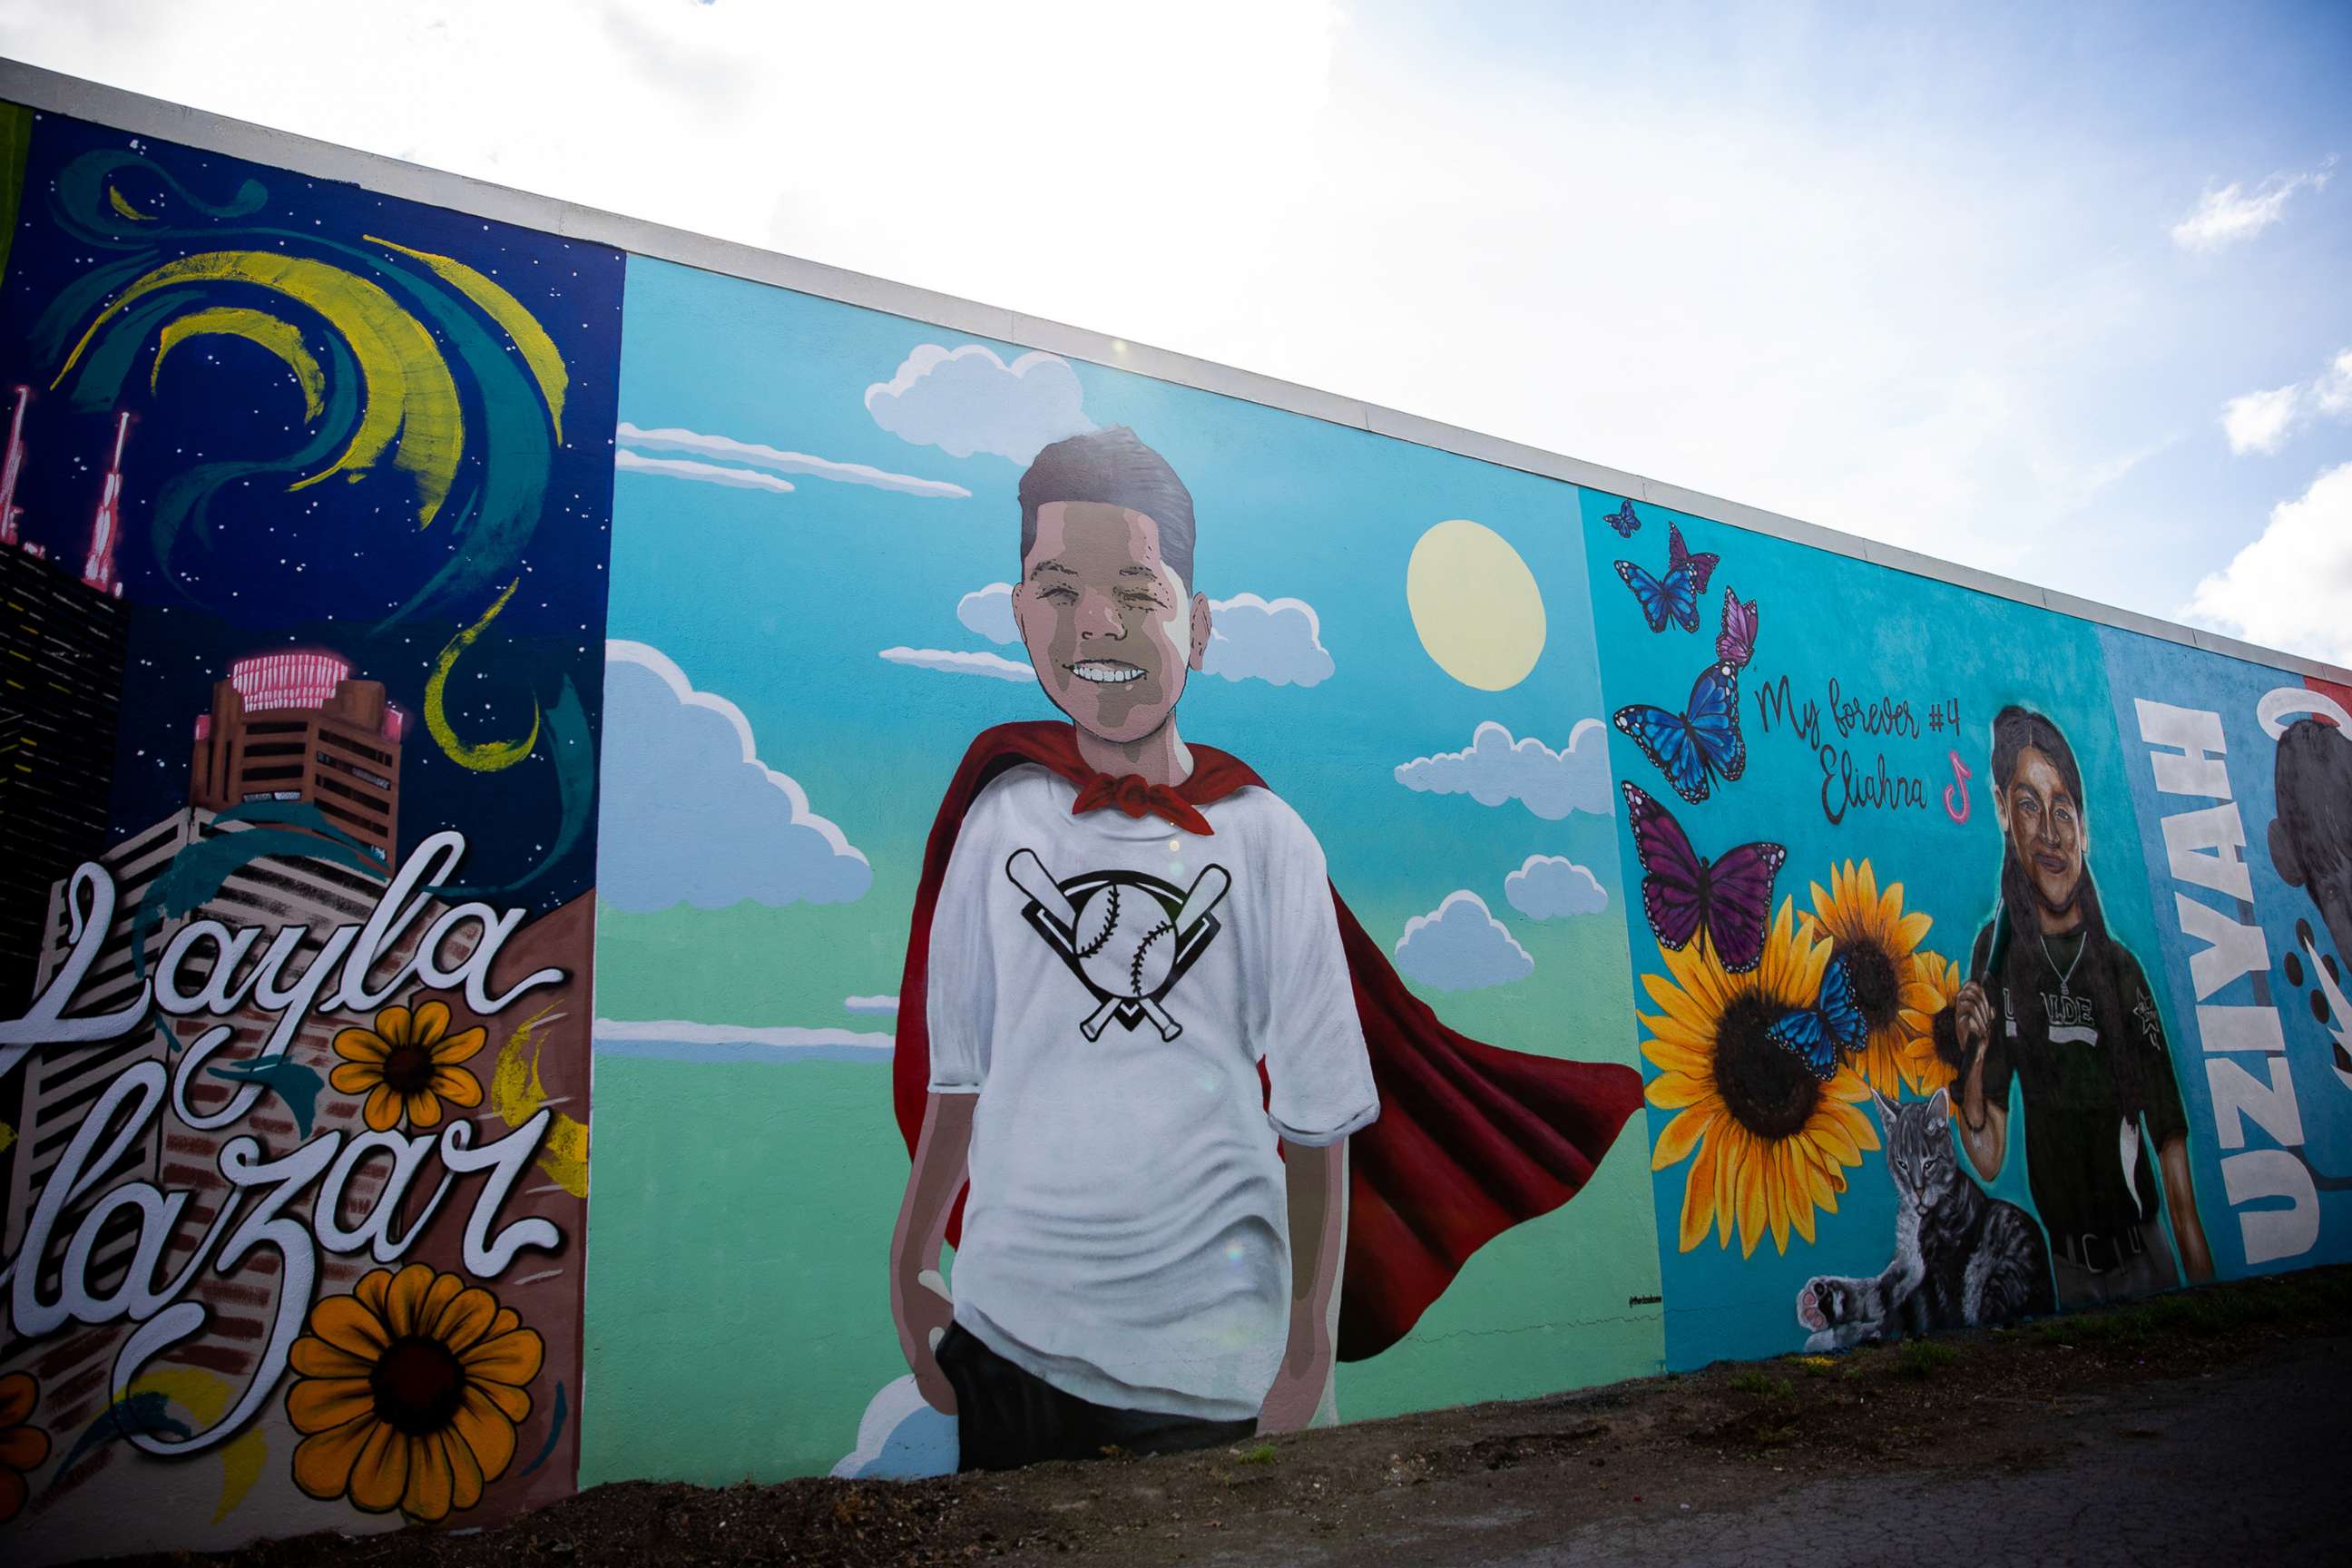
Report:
1984,705,2148,1116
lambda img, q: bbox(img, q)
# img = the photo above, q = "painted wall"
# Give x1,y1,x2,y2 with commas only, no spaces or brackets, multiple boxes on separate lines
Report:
0,103,620,1561
0,86,2345,1560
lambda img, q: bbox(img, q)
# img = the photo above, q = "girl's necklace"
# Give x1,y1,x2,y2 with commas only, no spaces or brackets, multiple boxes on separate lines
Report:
2040,929,2084,997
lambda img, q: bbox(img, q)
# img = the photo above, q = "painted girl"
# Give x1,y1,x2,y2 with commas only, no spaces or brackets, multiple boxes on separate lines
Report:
1943,705,2214,1307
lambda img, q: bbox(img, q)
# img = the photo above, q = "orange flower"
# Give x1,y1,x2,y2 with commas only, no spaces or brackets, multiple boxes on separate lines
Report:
1641,898,1882,1258
1799,859,1943,1097
1899,950,1966,1106
0,1370,51,1524
331,1000,486,1132
286,1263,544,1522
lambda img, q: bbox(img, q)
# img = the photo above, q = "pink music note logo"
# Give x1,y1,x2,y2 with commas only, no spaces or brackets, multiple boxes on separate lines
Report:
1943,750,1972,824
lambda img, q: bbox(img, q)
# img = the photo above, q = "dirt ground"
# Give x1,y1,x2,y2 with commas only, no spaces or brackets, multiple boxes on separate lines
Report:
92,1267,2352,1568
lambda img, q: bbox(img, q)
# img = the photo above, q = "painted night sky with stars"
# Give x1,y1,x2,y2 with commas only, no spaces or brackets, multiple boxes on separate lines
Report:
0,108,623,906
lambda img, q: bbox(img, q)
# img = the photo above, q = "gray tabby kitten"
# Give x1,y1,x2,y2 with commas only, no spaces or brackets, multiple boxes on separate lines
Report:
1796,1088,2056,1350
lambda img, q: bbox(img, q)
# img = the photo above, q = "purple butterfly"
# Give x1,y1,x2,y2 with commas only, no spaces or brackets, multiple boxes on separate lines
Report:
1716,587,1759,669
1622,779,1786,973
1616,522,1721,632
1604,498,1642,536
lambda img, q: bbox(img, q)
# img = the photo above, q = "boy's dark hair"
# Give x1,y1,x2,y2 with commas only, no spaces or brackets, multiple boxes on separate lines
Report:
1017,427,1195,591
2273,717,2352,887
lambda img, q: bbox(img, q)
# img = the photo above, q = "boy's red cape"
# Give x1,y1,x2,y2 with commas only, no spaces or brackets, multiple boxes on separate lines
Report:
894,722,1643,1363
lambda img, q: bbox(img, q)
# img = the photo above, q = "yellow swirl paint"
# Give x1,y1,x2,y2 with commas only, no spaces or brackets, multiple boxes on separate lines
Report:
425,578,541,771
491,1003,590,1198
120,1367,265,1522
152,307,325,421
369,234,569,444
107,184,156,221
54,250,462,525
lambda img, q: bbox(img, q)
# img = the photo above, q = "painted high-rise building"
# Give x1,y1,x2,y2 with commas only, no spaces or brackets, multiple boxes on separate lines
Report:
2,808,464,1481
0,385,29,547
0,536,127,1014
78,409,128,598
189,650,408,862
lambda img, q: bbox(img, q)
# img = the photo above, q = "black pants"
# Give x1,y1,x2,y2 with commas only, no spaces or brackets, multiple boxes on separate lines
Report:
936,1323,1258,1471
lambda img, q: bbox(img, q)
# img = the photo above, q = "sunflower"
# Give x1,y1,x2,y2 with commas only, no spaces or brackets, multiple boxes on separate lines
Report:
1642,898,1881,1257
0,1370,50,1524
331,1000,487,1132
1898,949,1966,1105
1799,860,1942,1097
287,1263,544,1522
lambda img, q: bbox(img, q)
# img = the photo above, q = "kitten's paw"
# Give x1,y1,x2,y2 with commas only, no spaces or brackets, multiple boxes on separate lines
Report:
1798,1277,1860,1331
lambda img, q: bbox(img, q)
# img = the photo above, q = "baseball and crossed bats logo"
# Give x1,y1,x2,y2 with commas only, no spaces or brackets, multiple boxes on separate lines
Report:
1004,848,1233,1041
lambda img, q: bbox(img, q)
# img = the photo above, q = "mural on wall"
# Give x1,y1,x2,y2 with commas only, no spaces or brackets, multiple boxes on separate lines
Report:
0,105,622,1561
1582,491,2323,1370
0,76,2347,1559
586,261,1661,1487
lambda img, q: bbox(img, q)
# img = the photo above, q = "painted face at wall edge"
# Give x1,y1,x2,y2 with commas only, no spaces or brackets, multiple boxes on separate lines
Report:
1999,745,2086,920
1014,501,1210,747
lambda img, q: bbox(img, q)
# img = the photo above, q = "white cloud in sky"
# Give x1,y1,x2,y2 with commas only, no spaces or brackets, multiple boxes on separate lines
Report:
844,995,899,1016
617,422,970,497
2185,461,2352,665
2219,348,2352,457
1394,720,1612,820
2170,162,2336,251
1504,856,1608,920
956,583,1019,644
2316,350,2352,418
2222,385,2306,456
878,646,1036,681
865,344,1093,464
615,448,794,493
1394,891,1534,991
1201,594,1334,688
600,641,871,911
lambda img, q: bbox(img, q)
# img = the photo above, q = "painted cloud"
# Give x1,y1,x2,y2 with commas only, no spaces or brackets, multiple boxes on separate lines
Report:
878,646,1036,681
1394,719,1612,819
956,583,1020,644
616,422,969,497
865,344,1094,464
1394,891,1534,991
1504,856,1609,919
1203,593,1335,688
614,449,795,493
601,641,872,911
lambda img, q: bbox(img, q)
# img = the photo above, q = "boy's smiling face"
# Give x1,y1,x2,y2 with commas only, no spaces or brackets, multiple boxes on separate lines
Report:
1014,500,1210,746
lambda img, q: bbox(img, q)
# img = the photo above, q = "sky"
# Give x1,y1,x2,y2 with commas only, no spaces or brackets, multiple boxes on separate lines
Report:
5,0,2348,664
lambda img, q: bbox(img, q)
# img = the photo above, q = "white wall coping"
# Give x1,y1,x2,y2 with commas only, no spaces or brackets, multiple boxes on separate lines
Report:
5,56,2343,686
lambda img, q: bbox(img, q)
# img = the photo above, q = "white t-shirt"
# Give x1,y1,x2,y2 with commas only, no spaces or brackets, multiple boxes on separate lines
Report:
926,764,1378,1420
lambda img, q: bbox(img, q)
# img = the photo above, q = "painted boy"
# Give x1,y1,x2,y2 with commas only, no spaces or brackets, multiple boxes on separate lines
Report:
889,427,1640,1471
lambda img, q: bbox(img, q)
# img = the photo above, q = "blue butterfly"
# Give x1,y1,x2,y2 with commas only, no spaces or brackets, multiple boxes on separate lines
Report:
1604,498,1642,536
1768,955,1868,1081
1614,522,1720,632
1612,661,1746,804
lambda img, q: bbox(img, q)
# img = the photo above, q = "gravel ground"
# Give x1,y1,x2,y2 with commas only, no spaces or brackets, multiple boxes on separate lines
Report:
86,1267,2352,1568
